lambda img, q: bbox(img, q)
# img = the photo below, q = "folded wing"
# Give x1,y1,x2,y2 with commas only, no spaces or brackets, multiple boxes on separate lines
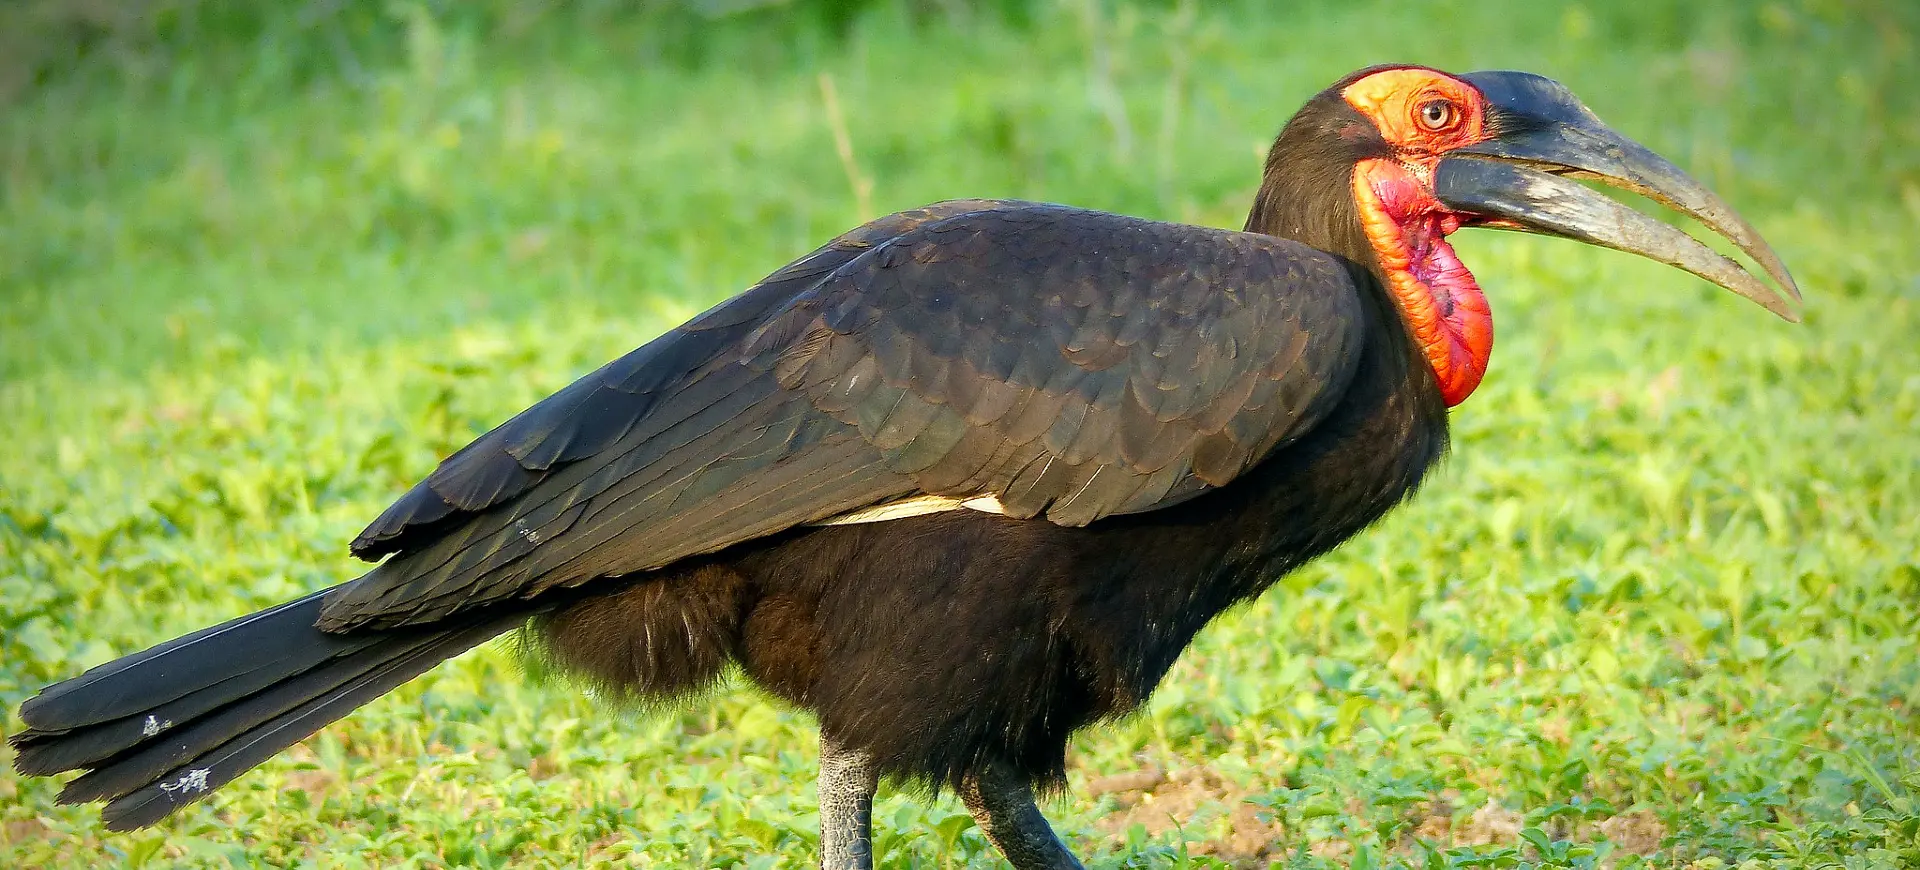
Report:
320,201,1366,631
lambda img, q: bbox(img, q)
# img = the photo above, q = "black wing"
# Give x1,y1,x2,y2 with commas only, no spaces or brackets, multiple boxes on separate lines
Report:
319,201,1365,631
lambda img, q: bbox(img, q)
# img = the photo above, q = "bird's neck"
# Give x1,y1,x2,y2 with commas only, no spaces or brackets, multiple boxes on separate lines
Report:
1244,125,1492,407
1243,133,1375,267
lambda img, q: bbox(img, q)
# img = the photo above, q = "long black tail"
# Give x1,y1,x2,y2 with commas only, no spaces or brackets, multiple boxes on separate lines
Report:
9,590,521,831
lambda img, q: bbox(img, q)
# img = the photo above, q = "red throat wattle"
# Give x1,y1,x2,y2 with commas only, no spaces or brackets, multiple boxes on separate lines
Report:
1353,158,1492,406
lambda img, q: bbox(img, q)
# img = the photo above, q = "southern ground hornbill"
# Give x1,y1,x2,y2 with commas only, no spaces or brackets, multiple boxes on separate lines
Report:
11,66,1798,867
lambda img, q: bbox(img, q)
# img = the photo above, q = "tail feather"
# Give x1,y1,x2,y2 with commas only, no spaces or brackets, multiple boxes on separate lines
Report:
51,629,463,804
12,594,383,777
17,592,380,732
8,588,522,831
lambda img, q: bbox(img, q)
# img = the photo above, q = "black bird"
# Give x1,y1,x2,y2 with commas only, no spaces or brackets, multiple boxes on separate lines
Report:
10,66,1797,868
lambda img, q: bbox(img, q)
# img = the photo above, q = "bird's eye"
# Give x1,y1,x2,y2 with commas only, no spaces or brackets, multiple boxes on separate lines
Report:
1417,99,1459,132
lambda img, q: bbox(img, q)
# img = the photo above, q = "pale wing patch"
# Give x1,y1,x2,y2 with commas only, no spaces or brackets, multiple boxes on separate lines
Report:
812,494,1007,527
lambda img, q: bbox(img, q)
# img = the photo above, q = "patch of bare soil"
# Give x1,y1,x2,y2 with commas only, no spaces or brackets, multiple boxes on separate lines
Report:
1456,797,1524,845
1091,765,1287,867
2,818,54,846
1595,810,1667,858
1088,764,1668,869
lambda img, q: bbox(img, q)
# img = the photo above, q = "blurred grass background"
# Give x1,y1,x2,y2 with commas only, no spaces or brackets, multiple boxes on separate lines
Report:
2,0,1917,867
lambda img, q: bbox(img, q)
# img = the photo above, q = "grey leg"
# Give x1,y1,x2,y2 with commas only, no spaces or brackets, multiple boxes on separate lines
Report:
960,763,1085,870
819,736,878,870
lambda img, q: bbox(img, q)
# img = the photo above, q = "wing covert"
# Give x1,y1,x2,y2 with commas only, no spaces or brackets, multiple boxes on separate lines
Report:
764,204,1367,526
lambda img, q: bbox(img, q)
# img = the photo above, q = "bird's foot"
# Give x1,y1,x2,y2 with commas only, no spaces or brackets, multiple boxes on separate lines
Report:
960,763,1085,870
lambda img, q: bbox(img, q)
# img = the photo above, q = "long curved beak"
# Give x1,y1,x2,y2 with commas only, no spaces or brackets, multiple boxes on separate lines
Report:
1434,70,1801,322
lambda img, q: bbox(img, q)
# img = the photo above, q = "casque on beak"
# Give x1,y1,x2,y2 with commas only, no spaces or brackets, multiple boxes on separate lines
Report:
1432,70,1802,322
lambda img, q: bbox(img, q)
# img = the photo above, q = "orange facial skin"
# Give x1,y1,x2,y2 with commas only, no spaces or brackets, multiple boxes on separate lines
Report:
1342,68,1489,155
1341,68,1495,407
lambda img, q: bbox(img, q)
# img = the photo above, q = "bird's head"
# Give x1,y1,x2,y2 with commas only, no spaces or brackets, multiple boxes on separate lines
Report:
1248,66,1800,407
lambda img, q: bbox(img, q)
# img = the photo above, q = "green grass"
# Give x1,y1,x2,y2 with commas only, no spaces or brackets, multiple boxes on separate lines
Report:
4,1,1919,867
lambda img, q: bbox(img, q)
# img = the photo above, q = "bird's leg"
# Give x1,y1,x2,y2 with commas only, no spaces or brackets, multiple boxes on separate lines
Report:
960,763,1085,870
818,736,878,870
